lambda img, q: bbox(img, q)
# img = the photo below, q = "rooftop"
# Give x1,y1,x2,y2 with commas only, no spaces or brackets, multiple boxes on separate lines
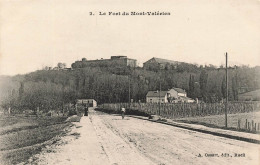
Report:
173,88,186,94
146,91,169,97
145,57,180,65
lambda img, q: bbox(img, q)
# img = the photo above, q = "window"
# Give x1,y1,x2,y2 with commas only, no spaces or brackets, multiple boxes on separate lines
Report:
150,99,152,102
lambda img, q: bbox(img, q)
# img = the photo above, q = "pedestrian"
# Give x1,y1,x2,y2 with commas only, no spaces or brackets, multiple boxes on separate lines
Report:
121,107,126,119
84,104,89,116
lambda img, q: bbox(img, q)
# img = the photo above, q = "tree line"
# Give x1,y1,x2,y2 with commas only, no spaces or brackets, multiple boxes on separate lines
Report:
0,65,259,112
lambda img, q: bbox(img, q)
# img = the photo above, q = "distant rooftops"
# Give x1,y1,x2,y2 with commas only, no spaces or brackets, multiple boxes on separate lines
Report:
153,57,178,64
146,87,186,97
144,57,180,65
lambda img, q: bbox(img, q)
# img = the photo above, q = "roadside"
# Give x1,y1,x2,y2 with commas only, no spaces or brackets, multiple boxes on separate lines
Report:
129,115,260,144
175,111,260,133
33,109,259,165
33,109,154,165
95,108,260,144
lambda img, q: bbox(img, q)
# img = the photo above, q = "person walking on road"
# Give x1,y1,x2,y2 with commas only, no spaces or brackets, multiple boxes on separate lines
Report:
121,107,126,119
84,104,89,116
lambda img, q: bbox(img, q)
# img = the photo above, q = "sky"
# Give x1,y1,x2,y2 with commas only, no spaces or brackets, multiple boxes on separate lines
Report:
0,0,260,75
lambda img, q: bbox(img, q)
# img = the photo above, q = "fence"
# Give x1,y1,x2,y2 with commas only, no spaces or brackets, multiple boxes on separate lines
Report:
99,101,260,119
238,118,260,133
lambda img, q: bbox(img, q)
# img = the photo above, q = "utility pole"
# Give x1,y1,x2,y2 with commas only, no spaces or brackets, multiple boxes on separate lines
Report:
128,75,131,108
159,79,161,115
225,52,228,128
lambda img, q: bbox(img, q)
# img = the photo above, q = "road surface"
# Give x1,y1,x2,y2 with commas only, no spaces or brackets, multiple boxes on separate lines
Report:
34,109,259,165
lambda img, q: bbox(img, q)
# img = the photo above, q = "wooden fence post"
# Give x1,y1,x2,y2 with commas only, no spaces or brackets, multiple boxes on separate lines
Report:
245,119,248,129
171,104,174,119
237,119,240,130
252,120,254,132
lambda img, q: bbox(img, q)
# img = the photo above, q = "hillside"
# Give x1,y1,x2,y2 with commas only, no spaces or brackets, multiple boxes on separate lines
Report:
0,65,259,112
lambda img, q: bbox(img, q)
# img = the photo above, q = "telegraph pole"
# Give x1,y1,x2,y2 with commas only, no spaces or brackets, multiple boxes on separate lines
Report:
159,79,161,115
128,75,131,108
225,52,228,128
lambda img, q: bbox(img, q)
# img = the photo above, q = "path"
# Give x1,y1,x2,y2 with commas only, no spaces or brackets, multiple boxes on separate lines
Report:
34,109,259,165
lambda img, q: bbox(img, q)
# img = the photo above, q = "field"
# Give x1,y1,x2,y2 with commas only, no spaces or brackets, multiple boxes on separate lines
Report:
100,102,260,133
0,115,77,165
175,111,260,132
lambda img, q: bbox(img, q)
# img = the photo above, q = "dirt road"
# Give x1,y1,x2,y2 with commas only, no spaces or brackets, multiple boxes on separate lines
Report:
34,109,259,165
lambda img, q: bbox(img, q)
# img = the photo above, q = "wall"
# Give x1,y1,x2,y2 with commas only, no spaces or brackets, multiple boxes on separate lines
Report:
77,99,97,107
146,95,167,103
168,89,178,99
126,59,137,67
178,93,187,97
92,100,97,107
72,57,136,68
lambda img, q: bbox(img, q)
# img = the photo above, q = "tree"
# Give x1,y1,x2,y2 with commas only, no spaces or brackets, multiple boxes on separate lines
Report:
232,74,238,101
18,82,24,99
188,74,195,99
2,62,259,111
221,75,226,99
42,66,50,70
57,63,66,69
199,70,208,101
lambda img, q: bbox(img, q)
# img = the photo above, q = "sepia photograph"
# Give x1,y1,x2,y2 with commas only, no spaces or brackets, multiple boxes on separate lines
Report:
0,0,259,164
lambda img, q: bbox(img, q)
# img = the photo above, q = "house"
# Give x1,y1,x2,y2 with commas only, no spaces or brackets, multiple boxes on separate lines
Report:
76,99,97,107
143,57,180,70
146,90,172,103
71,56,137,69
146,87,194,103
238,89,260,101
169,88,194,103
172,88,187,97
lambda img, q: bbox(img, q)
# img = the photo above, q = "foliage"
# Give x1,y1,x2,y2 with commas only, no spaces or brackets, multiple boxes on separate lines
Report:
199,70,208,101
188,74,195,99
0,65,259,112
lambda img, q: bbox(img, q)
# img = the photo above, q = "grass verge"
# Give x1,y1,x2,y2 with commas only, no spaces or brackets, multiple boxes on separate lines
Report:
174,112,260,134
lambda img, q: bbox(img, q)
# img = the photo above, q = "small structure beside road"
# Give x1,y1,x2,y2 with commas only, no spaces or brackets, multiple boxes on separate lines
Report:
76,99,97,107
